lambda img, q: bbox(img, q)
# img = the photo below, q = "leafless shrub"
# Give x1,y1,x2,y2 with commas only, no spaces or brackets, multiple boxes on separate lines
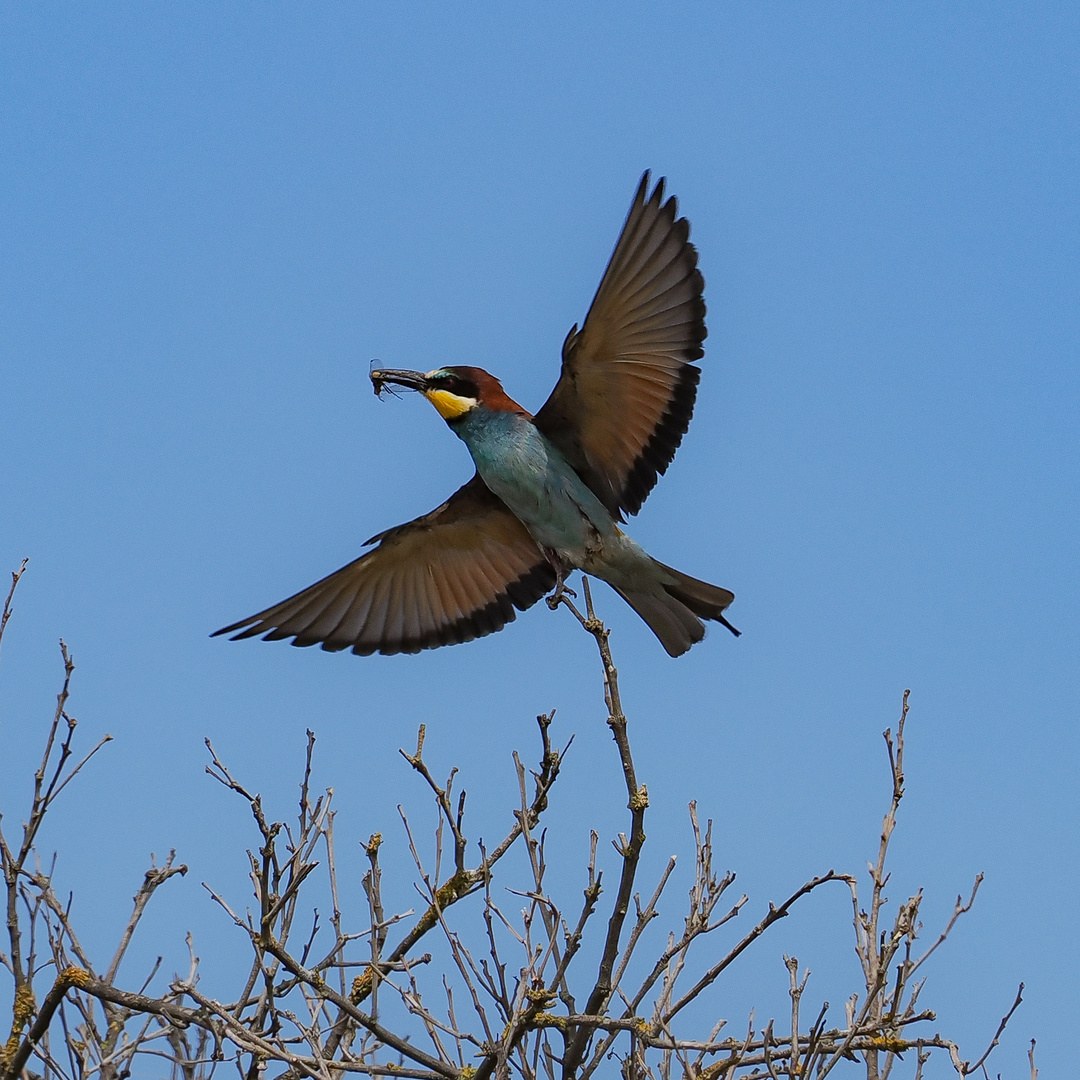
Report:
0,564,1030,1080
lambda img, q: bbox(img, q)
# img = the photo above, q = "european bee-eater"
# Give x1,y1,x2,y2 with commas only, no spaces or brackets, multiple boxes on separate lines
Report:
216,173,738,657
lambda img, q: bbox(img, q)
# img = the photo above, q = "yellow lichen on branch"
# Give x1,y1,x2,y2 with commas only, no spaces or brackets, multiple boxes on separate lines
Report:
3,982,37,1065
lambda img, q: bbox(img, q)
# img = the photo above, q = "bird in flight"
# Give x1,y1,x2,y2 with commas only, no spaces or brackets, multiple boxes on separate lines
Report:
215,173,738,657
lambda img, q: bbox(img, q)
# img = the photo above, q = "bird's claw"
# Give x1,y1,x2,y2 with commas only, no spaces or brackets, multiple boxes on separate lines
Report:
546,579,578,609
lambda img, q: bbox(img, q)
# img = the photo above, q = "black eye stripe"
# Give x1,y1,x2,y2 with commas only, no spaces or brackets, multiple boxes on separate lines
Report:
438,375,475,396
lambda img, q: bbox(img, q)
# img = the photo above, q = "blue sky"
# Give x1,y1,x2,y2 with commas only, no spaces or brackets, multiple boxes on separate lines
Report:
1,3,1077,1075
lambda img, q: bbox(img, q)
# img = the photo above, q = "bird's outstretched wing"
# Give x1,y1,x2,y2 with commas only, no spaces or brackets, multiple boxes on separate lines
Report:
214,475,555,655
533,172,706,520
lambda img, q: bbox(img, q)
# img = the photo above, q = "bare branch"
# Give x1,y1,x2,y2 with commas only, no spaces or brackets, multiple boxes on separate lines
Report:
962,983,1024,1077
662,871,849,1024
104,853,188,985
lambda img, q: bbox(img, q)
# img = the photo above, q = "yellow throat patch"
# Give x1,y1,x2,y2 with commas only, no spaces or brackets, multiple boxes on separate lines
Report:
424,389,477,420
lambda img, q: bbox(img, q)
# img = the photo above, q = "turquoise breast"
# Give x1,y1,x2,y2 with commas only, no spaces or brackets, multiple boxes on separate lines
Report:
452,409,616,557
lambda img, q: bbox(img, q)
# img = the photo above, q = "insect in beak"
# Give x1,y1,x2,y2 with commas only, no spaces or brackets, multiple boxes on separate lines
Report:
369,367,430,398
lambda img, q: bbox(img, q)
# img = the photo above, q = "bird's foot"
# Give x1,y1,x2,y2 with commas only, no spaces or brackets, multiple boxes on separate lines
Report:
545,570,577,609
543,550,576,609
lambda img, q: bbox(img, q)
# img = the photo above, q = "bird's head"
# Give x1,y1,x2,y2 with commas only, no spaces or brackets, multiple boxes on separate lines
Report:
370,366,528,421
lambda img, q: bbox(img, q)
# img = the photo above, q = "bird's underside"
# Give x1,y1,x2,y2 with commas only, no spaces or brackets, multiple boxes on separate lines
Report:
215,172,737,656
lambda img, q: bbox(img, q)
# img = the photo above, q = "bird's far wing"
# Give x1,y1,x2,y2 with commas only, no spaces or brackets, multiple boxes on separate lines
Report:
214,475,556,656
533,172,706,520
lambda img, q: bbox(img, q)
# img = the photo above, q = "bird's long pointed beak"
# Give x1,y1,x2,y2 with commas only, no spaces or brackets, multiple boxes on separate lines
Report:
370,368,429,395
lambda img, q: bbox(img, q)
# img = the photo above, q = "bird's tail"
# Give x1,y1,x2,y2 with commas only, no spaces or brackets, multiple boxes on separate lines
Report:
612,560,739,658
